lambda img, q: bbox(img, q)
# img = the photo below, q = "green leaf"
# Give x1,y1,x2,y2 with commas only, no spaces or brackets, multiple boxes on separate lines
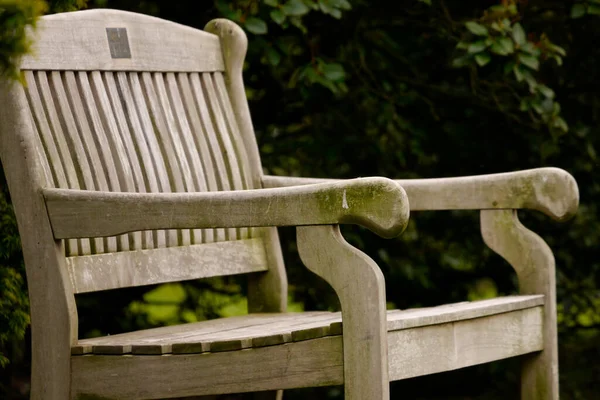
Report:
465,21,488,36
519,69,537,91
537,84,555,99
513,65,525,81
330,8,342,18
331,0,351,10
553,55,563,66
245,17,268,34
467,40,487,54
264,0,279,6
282,0,310,16
452,56,472,68
270,9,286,24
520,42,541,56
266,47,281,66
456,41,470,50
531,98,544,114
503,60,516,75
321,62,346,81
474,52,491,67
554,117,568,132
518,53,540,70
512,23,526,46
490,37,514,55
548,43,567,57
588,4,600,15
418,0,432,5
304,0,319,10
289,16,307,32
215,0,242,20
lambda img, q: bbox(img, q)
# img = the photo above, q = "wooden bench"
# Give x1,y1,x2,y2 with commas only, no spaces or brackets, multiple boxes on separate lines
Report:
0,9,578,400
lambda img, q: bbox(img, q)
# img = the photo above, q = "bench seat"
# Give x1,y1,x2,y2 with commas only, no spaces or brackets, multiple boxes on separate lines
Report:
71,295,544,399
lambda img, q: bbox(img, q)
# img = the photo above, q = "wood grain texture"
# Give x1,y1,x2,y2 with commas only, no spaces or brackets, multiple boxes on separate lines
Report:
297,225,389,400
0,80,76,399
23,68,274,253
66,238,268,293
21,9,224,72
89,71,144,250
43,177,410,239
387,306,543,381
481,210,559,400
262,167,579,221
70,304,544,399
22,70,81,255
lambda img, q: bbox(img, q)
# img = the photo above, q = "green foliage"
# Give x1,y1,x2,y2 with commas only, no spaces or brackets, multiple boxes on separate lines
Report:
453,1,567,134
1,0,599,397
0,186,28,368
49,0,87,12
0,0,47,81
215,0,351,93
571,0,600,19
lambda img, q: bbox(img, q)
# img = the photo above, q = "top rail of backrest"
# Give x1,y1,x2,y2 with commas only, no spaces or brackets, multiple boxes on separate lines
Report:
20,9,225,72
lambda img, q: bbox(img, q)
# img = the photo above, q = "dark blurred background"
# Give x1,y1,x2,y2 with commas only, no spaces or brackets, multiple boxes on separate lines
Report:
0,0,598,398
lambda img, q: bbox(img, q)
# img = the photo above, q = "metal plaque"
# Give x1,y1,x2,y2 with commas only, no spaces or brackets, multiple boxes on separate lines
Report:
106,27,131,59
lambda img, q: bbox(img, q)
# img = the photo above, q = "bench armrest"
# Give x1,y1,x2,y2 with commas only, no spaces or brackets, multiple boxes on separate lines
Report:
43,177,409,240
263,167,579,221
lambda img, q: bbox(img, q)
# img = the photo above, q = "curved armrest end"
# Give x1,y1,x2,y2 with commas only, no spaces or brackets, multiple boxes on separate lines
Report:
526,167,579,222
336,178,409,238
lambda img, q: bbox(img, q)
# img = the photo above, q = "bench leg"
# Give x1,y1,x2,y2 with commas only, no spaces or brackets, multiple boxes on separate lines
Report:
481,210,559,400
521,351,559,400
297,225,390,400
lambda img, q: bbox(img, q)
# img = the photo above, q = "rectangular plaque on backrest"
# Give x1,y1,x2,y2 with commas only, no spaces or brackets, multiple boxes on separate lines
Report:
106,28,132,59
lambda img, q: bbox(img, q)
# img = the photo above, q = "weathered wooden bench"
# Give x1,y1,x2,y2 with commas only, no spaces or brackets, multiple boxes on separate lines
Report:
0,9,578,400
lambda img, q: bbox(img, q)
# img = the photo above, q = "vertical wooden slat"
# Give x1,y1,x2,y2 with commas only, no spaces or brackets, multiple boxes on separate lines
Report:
48,71,103,254
148,72,197,246
212,72,255,239
63,71,117,253
34,71,87,255
177,73,220,243
77,71,130,251
116,72,165,248
104,72,152,249
133,72,181,247
165,72,210,244
202,72,248,239
23,71,79,254
91,71,145,250
212,72,253,189
24,72,68,187
90,71,142,250
189,72,235,241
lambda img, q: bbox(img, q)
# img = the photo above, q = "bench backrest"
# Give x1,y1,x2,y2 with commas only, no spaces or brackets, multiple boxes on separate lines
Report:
0,10,285,311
